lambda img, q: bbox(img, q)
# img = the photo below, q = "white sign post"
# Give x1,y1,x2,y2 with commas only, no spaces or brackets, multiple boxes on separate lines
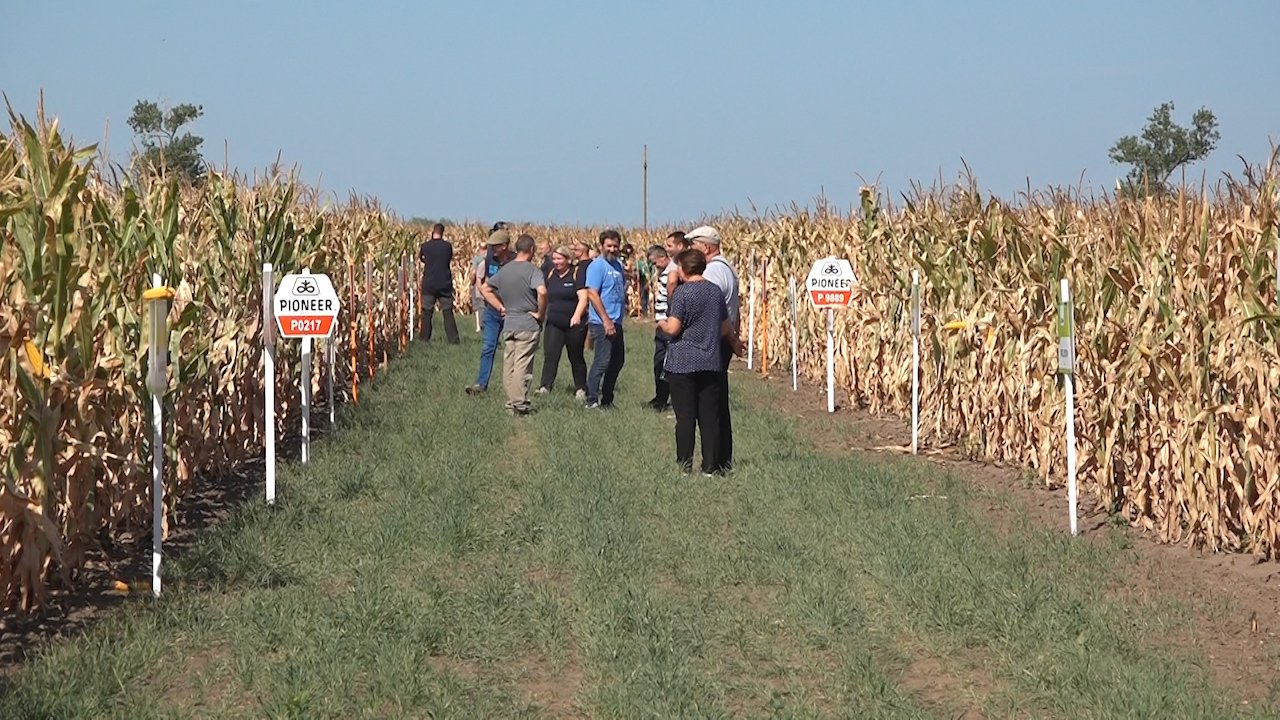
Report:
1058,277,1078,536
262,263,276,505
144,275,173,597
747,252,757,371
300,273,313,465
789,275,798,392
275,271,342,470
407,255,416,342
806,257,858,414
911,270,921,455
326,337,335,426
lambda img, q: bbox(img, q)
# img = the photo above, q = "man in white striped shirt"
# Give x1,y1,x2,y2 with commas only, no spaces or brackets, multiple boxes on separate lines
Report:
646,231,690,411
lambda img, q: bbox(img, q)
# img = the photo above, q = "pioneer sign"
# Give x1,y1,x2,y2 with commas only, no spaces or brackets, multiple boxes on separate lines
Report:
806,257,858,308
275,272,341,338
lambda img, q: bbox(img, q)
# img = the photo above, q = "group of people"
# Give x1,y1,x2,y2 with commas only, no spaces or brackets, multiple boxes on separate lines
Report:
417,222,745,476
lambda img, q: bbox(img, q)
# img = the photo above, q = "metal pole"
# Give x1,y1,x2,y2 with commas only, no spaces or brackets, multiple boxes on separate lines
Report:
643,144,648,233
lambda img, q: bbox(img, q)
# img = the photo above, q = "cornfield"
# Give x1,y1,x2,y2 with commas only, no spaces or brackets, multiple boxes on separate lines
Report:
723,159,1280,557
1,107,421,610
6,98,1279,611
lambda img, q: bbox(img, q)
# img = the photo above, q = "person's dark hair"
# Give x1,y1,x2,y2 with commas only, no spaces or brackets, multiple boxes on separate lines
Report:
676,248,707,277
432,223,445,236
598,229,622,244
621,243,635,256
515,234,536,254
666,230,688,247
490,221,510,232
647,244,667,260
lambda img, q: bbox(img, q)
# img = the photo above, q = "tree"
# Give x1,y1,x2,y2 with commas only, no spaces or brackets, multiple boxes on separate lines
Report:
1108,101,1220,194
127,99,206,183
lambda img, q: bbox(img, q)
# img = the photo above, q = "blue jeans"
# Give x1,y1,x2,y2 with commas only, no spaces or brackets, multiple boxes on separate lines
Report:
474,308,502,388
586,322,626,406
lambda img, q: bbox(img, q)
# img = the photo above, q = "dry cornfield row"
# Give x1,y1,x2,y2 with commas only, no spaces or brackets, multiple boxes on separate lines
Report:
6,99,1279,610
1,109,424,610
721,167,1280,557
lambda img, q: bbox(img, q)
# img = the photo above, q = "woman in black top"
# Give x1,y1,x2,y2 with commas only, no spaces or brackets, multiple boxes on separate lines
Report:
537,246,590,397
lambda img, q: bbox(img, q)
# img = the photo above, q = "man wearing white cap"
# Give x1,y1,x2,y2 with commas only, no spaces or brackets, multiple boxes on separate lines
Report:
685,225,739,472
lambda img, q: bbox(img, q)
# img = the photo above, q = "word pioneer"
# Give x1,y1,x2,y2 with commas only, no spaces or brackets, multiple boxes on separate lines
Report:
274,272,342,338
806,257,858,308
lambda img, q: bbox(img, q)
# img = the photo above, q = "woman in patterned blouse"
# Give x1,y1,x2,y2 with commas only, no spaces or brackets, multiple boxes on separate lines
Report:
657,249,745,475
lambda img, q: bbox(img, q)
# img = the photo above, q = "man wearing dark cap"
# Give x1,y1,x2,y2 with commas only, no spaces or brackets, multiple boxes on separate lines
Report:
419,223,460,344
466,228,513,394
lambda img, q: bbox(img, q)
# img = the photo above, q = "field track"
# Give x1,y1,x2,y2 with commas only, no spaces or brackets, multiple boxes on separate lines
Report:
2,320,1276,719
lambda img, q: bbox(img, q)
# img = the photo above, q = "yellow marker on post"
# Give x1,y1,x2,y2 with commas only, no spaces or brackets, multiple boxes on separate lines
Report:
144,276,174,598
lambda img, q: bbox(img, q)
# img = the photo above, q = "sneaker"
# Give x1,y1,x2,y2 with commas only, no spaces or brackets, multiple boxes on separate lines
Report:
535,387,549,395
574,389,587,401
465,384,486,395
584,401,601,409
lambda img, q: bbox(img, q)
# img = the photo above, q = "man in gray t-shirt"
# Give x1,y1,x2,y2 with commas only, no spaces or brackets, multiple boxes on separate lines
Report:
481,233,548,415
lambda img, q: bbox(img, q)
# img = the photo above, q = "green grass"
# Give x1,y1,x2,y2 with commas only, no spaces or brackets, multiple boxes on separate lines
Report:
1,320,1270,718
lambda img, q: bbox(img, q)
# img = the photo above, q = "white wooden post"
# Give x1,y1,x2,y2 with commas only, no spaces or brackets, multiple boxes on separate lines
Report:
826,307,835,413
300,268,312,465
408,255,416,342
789,275,798,392
747,252,756,370
1058,277,1078,536
911,270,920,455
145,274,170,597
263,263,276,505
326,335,335,426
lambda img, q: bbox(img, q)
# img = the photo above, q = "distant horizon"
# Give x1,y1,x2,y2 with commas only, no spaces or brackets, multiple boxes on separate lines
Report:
5,1,1276,226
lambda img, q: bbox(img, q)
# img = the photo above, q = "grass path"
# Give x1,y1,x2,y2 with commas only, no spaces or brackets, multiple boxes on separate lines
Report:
0,322,1270,718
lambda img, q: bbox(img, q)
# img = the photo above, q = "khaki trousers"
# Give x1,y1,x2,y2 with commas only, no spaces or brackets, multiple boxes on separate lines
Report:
502,330,540,412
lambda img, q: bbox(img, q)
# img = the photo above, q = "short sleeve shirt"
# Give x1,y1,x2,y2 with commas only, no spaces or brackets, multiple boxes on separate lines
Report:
419,238,454,294
585,256,626,324
488,260,544,333
703,256,740,329
654,265,672,321
663,281,727,374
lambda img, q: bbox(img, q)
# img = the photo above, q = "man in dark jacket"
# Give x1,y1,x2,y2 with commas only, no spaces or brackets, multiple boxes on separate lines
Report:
419,223,460,344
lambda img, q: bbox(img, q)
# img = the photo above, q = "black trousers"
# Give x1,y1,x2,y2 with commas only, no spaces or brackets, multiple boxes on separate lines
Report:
718,338,734,470
421,287,460,344
668,370,727,474
652,329,672,405
540,322,588,392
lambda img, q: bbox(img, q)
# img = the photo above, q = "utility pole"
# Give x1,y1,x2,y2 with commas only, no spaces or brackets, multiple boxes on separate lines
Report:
643,144,648,233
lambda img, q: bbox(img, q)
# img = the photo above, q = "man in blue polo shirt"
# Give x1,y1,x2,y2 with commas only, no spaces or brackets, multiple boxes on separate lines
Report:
584,229,627,408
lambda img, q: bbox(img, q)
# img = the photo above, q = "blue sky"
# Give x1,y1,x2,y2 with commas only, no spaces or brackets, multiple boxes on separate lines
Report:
3,1,1276,226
